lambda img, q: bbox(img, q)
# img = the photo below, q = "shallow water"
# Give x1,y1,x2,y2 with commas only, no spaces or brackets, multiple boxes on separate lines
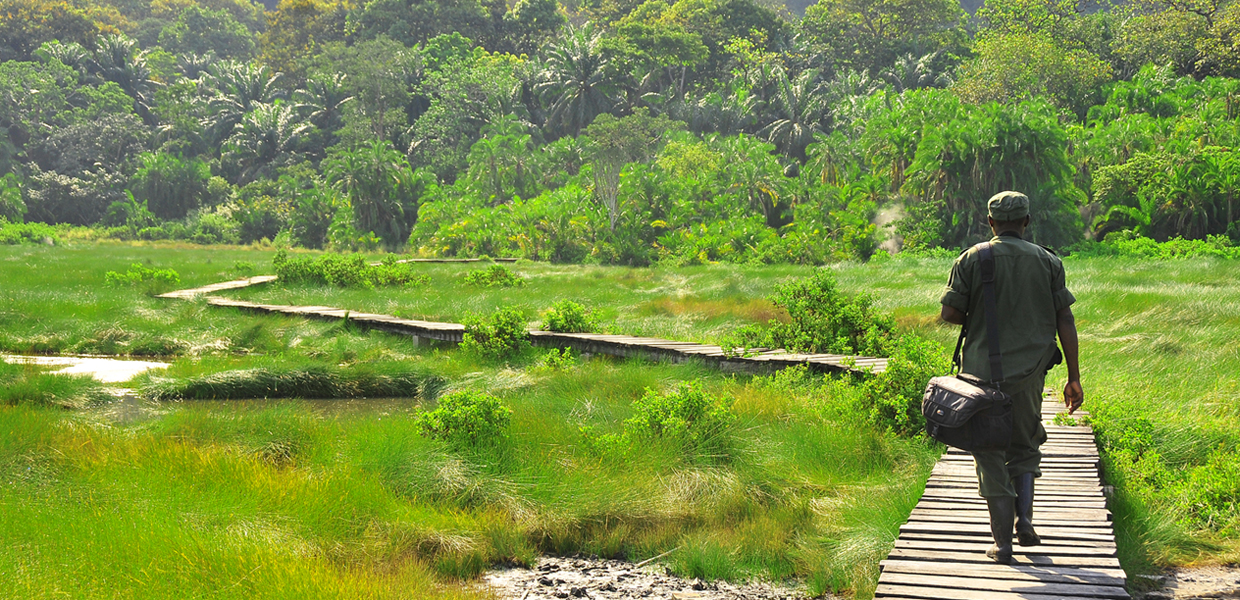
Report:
1,354,169,383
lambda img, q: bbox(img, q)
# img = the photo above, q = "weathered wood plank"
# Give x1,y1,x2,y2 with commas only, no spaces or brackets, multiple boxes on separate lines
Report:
879,559,1126,585
877,572,1128,597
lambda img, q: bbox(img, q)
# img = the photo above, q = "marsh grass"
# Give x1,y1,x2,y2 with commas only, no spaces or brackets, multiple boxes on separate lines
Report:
0,361,112,408
4,243,1240,597
141,362,445,401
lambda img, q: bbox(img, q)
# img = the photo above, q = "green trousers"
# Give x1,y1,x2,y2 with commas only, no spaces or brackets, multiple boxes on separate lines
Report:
972,372,1048,498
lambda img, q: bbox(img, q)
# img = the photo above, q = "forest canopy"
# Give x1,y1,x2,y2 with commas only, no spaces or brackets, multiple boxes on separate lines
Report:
2,0,1239,262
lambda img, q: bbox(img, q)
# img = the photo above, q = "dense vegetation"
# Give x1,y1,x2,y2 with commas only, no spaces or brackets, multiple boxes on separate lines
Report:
3,244,1239,597
2,0,1239,262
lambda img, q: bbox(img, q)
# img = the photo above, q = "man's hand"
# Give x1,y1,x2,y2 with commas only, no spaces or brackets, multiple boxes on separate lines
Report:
1064,380,1084,414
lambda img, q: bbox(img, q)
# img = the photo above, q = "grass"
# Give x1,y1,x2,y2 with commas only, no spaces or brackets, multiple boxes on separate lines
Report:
2,242,1239,597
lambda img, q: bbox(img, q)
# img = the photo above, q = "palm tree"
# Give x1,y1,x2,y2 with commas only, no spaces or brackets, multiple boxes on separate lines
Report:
293,72,353,132
759,67,828,162
882,52,953,93
89,34,162,123
535,24,619,138
201,61,287,145
323,140,430,248
177,52,216,80
223,102,312,184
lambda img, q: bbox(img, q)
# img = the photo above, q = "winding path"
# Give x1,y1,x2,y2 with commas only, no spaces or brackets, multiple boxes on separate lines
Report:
875,401,1127,599
160,276,887,375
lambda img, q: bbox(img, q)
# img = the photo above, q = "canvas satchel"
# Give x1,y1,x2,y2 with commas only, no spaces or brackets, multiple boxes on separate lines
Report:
922,242,1014,452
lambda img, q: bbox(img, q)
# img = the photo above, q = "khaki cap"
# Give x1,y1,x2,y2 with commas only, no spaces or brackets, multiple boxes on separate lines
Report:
987,191,1029,221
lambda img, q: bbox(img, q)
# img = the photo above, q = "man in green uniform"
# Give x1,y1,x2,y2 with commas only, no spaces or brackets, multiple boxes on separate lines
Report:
938,191,1084,564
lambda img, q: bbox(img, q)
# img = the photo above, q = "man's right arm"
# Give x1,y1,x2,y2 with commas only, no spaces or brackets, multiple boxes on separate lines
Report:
1057,306,1083,414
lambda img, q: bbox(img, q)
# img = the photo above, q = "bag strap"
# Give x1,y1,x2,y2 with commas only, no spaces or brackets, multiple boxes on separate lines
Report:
979,242,1005,383
952,323,966,373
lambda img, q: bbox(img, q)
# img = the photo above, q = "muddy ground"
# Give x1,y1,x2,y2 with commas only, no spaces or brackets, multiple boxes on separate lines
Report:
481,556,817,600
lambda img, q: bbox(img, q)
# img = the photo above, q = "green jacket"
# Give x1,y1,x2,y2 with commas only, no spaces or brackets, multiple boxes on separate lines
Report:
940,233,1076,383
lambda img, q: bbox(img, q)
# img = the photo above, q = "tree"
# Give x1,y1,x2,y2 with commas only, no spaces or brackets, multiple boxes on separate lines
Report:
0,172,24,222
129,152,213,220
157,5,256,61
584,109,683,230
201,61,288,145
954,31,1113,116
259,0,349,80
223,102,313,184
463,116,543,204
0,0,96,62
799,0,965,74
313,38,418,147
502,0,566,55
758,67,828,161
323,140,434,248
346,0,499,49
895,91,1084,248
89,34,163,123
536,24,620,138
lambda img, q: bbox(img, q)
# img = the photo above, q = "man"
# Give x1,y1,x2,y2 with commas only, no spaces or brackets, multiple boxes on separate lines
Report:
938,191,1084,564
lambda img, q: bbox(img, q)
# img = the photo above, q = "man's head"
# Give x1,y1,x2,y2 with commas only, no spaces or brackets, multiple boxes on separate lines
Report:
987,191,1030,236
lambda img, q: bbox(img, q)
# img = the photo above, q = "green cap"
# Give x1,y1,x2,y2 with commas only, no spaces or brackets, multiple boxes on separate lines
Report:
987,191,1029,221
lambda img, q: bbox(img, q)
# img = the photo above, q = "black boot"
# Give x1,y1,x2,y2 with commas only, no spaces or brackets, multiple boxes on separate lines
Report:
985,496,1015,564
1014,473,1041,546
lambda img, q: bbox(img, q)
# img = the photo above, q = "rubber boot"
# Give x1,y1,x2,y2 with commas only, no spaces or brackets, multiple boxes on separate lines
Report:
1014,473,1041,546
985,496,1015,564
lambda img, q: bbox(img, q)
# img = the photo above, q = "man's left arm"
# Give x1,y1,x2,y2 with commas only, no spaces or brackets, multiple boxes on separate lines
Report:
941,304,965,324
1058,306,1083,414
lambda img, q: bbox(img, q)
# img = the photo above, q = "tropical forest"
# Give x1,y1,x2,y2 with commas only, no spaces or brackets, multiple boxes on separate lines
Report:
1,0,1239,597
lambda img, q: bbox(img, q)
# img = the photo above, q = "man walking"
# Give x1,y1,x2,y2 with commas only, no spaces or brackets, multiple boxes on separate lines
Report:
938,191,1084,564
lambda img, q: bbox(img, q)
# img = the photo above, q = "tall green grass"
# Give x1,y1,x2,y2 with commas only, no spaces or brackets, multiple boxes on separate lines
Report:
3,243,1240,597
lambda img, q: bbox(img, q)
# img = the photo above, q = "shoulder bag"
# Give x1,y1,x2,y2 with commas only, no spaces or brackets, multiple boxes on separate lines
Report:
922,242,1014,452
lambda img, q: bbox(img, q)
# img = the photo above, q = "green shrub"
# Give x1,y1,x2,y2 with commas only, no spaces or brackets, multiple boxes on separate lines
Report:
460,307,530,361
0,220,59,245
1068,231,1240,259
415,389,512,450
728,270,898,357
856,334,951,436
104,263,182,294
538,347,578,370
592,381,737,463
462,264,526,287
272,249,430,288
541,300,598,333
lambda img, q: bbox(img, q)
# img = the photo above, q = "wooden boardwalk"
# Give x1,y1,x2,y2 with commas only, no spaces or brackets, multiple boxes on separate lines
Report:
875,402,1127,599
160,277,888,375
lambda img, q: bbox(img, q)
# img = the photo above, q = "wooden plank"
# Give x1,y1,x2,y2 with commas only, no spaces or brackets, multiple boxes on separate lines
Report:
877,572,1128,597
885,548,1122,569
875,583,1102,600
901,522,1116,541
879,559,1126,585
894,539,1116,557
899,533,1116,548
877,575,1130,597
909,508,1111,523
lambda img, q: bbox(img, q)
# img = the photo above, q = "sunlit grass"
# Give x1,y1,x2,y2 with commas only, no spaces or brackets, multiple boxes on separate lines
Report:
3,242,1240,597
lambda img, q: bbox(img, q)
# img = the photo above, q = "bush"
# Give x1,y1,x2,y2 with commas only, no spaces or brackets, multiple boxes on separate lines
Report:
1067,231,1240,259
857,334,951,436
460,307,530,361
730,270,898,356
415,389,512,450
104,263,182,294
541,300,598,333
0,220,59,245
538,347,578,370
272,249,431,288
592,381,737,463
463,264,526,287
